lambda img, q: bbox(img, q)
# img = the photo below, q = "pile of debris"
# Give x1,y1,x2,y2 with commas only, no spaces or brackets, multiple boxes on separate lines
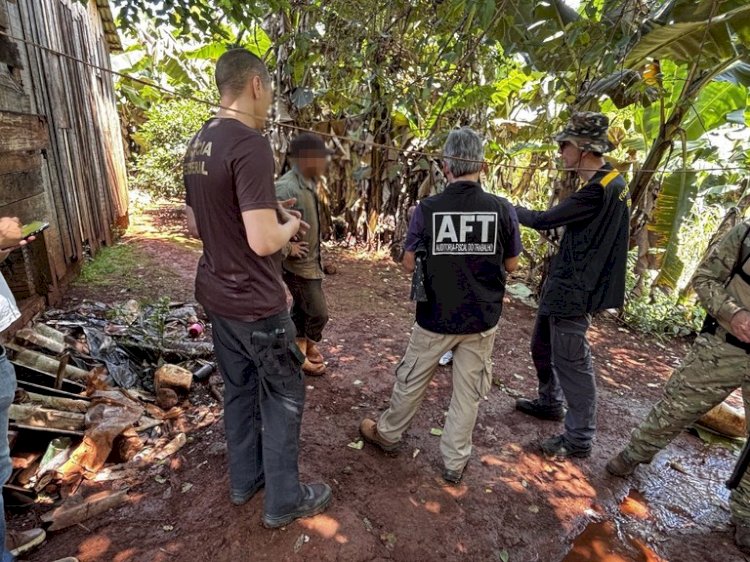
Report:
4,299,220,530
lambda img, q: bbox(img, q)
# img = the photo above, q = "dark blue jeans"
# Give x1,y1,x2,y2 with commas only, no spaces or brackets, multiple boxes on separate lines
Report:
531,314,596,447
0,349,17,561
208,310,307,517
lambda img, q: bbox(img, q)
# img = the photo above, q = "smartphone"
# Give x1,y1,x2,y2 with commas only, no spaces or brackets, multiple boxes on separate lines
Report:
20,221,49,239
1,221,49,251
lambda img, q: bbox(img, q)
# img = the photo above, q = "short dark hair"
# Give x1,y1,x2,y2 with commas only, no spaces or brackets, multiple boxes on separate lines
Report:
289,133,331,157
215,48,271,98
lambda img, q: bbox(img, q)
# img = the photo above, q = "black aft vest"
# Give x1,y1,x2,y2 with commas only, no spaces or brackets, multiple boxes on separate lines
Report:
416,181,514,334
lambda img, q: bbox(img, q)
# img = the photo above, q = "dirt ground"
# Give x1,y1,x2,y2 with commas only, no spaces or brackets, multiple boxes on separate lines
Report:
17,203,750,562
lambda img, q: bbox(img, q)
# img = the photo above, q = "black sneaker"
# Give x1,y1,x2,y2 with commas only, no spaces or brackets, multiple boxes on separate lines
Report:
262,483,332,528
515,398,565,421
231,477,265,506
541,434,591,459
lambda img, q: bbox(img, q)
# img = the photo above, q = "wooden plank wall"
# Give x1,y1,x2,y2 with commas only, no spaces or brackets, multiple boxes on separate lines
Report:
0,0,127,304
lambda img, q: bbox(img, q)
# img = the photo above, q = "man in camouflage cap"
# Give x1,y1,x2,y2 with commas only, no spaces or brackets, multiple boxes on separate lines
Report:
607,220,750,555
514,111,630,458
553,111,615,154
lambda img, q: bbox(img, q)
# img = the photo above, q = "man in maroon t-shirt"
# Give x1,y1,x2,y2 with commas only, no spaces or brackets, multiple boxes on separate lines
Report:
184,48,331,528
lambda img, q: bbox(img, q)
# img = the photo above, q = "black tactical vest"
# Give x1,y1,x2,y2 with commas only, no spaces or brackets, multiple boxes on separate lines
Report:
540,164,630,316
416,181,514,334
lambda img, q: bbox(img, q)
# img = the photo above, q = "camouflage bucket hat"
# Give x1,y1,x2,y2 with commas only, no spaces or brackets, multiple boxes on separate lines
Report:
553,111,615,153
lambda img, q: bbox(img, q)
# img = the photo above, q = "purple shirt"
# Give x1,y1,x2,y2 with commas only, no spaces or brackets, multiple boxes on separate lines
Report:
405,201,522,258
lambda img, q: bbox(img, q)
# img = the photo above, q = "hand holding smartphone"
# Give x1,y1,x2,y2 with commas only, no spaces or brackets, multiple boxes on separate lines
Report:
0,220,49,251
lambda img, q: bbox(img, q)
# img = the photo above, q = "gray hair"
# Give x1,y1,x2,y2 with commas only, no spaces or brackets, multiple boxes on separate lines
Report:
442,127,484,178
215,48,271,98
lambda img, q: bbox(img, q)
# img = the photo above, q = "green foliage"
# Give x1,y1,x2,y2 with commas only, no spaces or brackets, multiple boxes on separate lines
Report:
111,0,750,340
623,250,706,337
77,243,154,292
129,98,212,199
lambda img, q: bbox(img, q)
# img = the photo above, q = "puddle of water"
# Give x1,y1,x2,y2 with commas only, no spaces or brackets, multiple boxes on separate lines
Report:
561,520,664,562
563,490,666,562
620,489,649,521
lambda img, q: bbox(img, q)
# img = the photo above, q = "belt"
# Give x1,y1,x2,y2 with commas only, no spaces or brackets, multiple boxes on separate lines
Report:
702,314,750,353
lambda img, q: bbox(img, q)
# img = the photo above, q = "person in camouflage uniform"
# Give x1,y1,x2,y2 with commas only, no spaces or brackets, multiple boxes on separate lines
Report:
607,220,750,555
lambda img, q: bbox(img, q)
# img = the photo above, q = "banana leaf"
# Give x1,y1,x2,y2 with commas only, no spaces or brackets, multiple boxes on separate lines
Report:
625,5,750,69
650,170,699,291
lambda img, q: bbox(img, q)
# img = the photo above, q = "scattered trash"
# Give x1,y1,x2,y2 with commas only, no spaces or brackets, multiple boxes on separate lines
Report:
347,440,364,450
192,362,215,382
41,488,129,531
4,299,220,517
439,350,453,366
497,549,510,562
430,428,443,436
155,364,193,395
506,283,537,308
293,534,310,553
381,532,397,550
363,517,374,533
412,448,420,459
528,505,539,513
187,321,205,338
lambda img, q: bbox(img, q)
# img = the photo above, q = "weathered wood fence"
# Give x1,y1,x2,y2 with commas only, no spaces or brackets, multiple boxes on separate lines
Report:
0,0,127,317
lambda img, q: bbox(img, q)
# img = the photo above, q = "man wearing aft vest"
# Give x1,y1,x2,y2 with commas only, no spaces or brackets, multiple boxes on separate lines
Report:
513,112,631,459
607,221,750,555
358,127,522,484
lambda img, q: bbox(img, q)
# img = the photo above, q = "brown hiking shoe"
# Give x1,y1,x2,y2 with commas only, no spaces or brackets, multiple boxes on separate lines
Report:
359,418,400,452
7,527,46,556
606,450,644,477
306,340,325,364
303,358,326,376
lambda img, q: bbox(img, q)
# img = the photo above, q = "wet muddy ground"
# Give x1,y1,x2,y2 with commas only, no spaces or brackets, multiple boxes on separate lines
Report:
17,203,750,561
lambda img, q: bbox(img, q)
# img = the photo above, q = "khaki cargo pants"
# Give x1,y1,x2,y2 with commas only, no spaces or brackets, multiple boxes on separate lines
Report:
377,323,497,472
624,329,750,523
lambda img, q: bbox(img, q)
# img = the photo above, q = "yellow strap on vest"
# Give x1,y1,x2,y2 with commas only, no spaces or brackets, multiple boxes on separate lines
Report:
599,170,620,188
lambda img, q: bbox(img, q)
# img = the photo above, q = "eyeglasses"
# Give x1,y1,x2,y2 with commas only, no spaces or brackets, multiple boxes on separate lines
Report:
558,141,574,151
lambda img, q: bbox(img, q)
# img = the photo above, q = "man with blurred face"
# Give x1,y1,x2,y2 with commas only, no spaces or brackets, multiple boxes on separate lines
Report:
514,112,631,459
276,133,333,376
183,48,331,528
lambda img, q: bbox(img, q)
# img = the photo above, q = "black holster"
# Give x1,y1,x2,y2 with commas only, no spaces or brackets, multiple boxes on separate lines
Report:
410,251,428,302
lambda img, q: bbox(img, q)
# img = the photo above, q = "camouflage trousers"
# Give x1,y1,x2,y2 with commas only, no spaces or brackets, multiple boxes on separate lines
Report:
624,328,750,523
